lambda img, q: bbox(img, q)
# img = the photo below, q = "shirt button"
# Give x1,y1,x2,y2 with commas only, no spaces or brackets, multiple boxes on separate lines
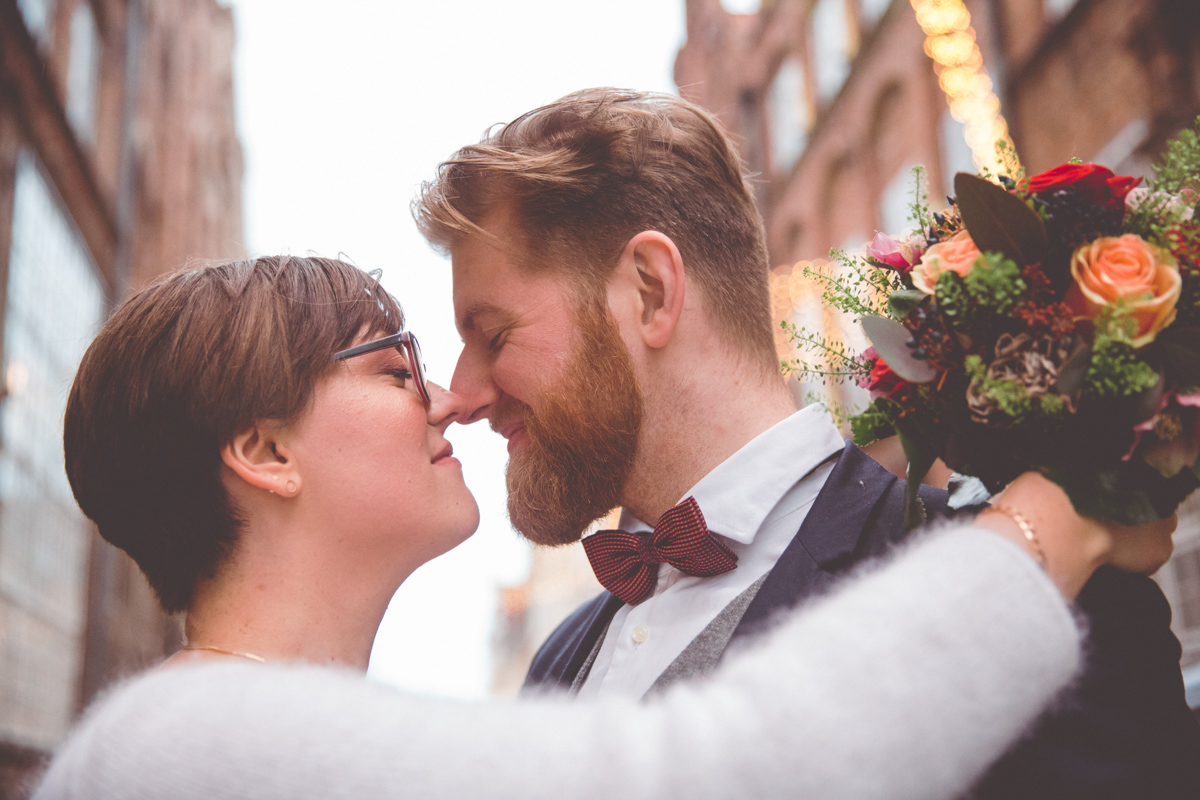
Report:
631,625,650,644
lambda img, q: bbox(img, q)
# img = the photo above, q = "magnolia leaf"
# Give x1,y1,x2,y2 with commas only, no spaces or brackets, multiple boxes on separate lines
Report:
1054,342,1093,397
1045,468,1161,525
861,315,938,383
1133,370,1167,424
1157,326,1200,387
887,289,927,320
954,173,1049,267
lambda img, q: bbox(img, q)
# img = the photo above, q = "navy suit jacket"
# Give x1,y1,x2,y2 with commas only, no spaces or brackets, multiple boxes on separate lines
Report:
523,443,1200,799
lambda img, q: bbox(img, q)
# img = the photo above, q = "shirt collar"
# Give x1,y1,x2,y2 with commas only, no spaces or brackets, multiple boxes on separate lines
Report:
615,404,845,544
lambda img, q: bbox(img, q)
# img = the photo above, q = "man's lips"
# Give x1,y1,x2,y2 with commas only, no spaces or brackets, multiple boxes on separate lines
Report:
432,442,456,464
496,422,526,454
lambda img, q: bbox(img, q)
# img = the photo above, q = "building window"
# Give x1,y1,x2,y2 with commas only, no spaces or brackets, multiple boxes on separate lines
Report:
878,163,918,236
16,0,56,48
940,110,975,197
1092,117,1151,177
767,55,810,176
66,1,101,144
859,0,891,28
810,0,853,103
0,153,105,749
1043,0,1080,21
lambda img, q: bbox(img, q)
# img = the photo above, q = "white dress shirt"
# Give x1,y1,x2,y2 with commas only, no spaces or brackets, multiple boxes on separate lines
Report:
577,404,846,700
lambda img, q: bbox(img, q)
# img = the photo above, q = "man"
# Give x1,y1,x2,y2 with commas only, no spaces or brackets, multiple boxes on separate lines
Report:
415,89,1199,797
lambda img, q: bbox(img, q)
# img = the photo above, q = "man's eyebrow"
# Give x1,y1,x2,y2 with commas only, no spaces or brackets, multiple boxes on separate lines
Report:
460,301,506,332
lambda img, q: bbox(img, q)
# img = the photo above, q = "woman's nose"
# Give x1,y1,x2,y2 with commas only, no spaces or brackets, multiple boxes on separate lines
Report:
426,381,467,428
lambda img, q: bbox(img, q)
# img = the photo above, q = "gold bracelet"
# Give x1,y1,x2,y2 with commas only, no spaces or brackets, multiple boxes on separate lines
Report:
988,503,1047,569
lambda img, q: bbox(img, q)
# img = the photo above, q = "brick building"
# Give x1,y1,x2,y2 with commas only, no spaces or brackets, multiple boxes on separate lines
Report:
675,0,1200,708
0,0,243,793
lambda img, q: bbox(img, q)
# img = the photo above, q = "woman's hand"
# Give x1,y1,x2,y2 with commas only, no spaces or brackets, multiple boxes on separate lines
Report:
1099,512,1177,575
975,472,1178,600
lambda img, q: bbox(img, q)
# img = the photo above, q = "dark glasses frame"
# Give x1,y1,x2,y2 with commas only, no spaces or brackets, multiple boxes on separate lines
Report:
334,330,431,406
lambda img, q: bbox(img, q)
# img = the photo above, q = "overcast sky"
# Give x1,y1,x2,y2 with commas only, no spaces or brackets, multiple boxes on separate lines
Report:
229,0,687,698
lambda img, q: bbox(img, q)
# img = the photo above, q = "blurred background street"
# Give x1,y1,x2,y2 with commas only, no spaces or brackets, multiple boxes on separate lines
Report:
0,0,1198,795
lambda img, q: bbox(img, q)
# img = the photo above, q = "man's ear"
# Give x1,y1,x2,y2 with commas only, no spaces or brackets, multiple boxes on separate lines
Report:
220,423,299,497
611,231,685,350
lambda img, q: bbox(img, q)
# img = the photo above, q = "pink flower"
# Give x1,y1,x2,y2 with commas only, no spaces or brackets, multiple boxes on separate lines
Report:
912,230,982,295
855,347,879,389
1124,391,1200,477
1176,391,1200,408
866,355,908,400
865,232,924,275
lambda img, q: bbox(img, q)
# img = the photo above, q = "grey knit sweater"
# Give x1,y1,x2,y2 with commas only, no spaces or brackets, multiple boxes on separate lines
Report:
35,527,1082,800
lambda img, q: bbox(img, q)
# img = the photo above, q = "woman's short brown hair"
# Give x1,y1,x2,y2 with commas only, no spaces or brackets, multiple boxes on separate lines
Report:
64,256,401,613
413,88,777,367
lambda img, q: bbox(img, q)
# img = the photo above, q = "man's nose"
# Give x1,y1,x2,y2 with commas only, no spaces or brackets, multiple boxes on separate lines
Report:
449,347,497,425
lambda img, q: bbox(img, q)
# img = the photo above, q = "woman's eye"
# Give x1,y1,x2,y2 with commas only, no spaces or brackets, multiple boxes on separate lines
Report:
387,368,412,384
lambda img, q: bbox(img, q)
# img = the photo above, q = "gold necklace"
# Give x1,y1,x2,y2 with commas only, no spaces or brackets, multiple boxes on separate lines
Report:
181,645,266,663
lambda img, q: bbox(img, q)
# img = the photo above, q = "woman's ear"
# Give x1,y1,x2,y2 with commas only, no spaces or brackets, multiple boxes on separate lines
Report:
220,423,300,497
610,231,686,350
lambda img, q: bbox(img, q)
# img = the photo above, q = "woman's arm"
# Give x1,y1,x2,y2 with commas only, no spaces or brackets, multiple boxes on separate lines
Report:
35,522,1090,800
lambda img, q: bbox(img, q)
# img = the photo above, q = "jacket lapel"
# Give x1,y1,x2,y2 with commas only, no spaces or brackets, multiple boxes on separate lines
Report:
731,442,899,642
520,591,624,693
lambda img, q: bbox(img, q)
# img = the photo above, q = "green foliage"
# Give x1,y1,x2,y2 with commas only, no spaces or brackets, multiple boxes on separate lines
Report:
964,253,1026,314
1084,306,1159,398
1127,117,1200,245
908,165,930,232
780,321,871,384
1149,115,1200,196
935,271,969,331
800,257,899,322
887,289,927,320
803,392,857,429
995,140,1026,182
934,253,1026,334
849,397,899,446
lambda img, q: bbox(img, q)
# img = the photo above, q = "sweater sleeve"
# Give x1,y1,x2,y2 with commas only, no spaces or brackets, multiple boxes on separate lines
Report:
34,526,1083,800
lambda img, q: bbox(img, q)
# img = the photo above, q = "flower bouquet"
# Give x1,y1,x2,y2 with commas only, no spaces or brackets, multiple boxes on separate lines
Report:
787,123,1200,527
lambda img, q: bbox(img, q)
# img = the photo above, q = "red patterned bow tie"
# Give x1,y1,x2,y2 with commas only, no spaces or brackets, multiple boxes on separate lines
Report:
582,497,738,606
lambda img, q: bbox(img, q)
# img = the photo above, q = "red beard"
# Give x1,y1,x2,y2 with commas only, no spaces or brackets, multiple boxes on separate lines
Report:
499,301,643,546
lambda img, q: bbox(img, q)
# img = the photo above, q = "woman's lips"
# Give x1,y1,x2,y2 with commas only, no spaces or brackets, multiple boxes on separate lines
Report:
432,443,457,465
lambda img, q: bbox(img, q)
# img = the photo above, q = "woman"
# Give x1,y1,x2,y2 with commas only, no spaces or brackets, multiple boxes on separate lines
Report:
38,255,1173,799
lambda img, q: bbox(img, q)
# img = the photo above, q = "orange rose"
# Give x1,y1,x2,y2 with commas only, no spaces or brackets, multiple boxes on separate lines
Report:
1066,234,1181,347
912,230,982,295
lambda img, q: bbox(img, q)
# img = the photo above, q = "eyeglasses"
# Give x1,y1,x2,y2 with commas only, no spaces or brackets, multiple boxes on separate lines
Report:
334,330,431,406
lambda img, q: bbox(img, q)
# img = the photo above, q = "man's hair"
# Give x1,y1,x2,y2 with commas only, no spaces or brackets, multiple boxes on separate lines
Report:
413,88,776,366
63,256,401,613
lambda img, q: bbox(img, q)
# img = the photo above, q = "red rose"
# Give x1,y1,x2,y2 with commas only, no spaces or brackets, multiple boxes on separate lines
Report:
867,356,907,399
1020,163,1140,211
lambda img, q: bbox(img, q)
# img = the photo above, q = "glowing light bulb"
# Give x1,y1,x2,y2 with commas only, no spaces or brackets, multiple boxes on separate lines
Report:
911,0,1018,174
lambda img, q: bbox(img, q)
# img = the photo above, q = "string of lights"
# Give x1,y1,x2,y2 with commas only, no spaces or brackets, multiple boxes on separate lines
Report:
911,0,1019,174
774,0,1022,401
